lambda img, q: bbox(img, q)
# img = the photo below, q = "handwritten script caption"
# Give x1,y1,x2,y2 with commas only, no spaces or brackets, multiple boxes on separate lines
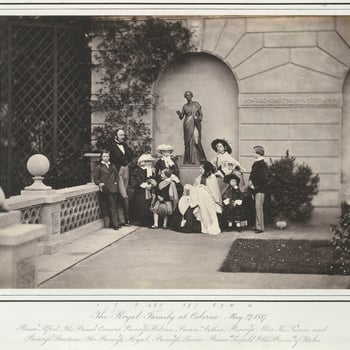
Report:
17,302,329,349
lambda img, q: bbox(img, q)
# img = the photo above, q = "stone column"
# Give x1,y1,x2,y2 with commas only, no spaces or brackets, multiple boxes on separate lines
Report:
38,194,65,254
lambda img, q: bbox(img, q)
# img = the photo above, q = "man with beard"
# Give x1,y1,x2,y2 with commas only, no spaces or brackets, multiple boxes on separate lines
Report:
109,128,134,225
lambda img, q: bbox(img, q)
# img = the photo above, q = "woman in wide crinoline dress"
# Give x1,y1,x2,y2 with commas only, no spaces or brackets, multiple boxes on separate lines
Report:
192,160,222,235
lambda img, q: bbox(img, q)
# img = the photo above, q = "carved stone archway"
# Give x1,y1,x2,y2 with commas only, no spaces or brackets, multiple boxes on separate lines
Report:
153,52,239,166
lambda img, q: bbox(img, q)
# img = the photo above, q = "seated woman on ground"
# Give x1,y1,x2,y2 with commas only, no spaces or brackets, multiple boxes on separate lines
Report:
191,160,222,235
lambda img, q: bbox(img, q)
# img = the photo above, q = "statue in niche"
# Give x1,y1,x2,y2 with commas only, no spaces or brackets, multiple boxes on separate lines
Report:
176,91,206,164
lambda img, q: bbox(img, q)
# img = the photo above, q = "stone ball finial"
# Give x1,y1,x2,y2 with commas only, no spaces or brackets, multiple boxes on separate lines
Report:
27,154,50,177
22,154,53,194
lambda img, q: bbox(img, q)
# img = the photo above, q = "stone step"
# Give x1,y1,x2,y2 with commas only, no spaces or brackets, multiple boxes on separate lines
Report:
0,223,46,246
0,211,21,229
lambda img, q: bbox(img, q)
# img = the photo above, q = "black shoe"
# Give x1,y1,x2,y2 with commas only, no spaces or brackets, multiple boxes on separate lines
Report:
254,229,263,234
112,225,121,230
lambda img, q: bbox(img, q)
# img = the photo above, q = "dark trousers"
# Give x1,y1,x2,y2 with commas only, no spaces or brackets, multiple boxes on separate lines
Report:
100,192,119,228
243,191,255,227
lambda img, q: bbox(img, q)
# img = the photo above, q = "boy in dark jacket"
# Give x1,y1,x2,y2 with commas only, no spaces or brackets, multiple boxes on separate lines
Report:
248,145,268,233
94,151,120,230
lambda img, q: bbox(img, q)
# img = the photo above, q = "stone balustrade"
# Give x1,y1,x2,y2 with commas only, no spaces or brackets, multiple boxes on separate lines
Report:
0,211,46,288
5,183,103,254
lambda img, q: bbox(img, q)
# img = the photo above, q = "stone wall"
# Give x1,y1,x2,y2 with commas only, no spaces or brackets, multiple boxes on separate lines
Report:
183,16,350,221
91,16,350,221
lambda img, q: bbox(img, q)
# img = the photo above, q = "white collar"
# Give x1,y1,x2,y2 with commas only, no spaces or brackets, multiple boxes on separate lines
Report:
141,166,153,177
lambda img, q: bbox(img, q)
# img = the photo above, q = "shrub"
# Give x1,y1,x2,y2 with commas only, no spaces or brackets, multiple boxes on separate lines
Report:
268,150,320,222
331,202,350,260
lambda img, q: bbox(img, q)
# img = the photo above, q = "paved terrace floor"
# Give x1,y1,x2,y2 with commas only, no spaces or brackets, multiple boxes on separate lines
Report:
38,223,350,289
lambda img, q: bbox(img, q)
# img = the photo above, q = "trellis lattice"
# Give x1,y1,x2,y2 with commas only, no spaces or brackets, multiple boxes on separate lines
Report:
20,205,42,224
60,192,101,234
0,24,9,195
56,28,91,155
0,19,91,196
12,25,54,161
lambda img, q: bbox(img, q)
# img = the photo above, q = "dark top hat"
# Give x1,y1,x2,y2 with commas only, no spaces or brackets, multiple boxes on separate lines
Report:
224,173,241,185
211,139,232,154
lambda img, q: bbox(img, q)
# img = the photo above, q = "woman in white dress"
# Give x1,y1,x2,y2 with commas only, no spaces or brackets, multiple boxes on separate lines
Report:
191,160,222,235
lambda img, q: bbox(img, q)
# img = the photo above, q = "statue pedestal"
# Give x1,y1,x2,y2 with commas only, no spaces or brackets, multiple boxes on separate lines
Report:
178,164,199,186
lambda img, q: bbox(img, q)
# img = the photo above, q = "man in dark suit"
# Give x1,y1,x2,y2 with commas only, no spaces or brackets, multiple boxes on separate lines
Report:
109,128,134,224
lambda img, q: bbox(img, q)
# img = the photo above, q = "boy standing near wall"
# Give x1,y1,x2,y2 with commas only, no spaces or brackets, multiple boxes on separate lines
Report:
248,145,268,234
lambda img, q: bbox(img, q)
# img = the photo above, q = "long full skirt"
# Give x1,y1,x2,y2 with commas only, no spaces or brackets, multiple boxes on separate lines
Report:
191,185,221,235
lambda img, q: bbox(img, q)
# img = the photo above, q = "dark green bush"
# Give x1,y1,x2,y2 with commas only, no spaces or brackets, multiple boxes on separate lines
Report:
268,150,320,222
331,202,350,260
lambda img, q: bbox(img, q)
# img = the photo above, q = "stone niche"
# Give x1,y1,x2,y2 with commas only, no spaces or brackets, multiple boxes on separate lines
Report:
152,52,239,167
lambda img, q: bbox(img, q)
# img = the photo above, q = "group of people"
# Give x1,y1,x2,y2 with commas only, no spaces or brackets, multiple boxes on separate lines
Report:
93,129,268,235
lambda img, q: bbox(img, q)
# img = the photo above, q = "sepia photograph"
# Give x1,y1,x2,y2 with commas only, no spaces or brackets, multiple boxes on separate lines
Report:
2,1,350,349
1,2,350,290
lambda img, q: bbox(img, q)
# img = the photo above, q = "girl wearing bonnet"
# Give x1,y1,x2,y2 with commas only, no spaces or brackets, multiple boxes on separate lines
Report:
154,144,180,179
155,143,183,196
130,153,157,226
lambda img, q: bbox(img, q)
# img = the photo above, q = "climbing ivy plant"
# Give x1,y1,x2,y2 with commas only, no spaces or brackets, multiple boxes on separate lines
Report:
91,17,193,157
